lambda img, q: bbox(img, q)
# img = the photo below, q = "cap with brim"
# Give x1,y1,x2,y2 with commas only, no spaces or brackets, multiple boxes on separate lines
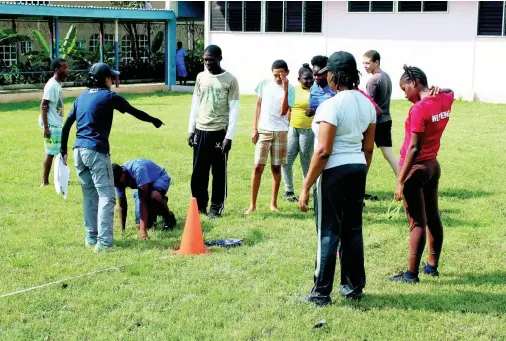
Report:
319,51,357,74
90,62,120,78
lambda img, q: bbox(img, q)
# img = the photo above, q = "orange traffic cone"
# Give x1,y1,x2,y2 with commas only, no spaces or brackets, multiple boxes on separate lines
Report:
172,197,209,255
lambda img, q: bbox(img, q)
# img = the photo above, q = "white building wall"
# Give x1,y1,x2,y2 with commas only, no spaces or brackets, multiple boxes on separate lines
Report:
206,1,506,103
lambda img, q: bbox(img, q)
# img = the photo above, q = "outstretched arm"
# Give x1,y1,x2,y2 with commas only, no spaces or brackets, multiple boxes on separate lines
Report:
125,103,164,128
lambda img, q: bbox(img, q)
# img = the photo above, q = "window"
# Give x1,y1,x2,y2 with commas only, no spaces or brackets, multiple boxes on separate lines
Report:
0,44,17,66
210,1,262,32
121,35,149,63
76,40,86,49
121,35,132,62
477,1,505,36
20,41,32,54
265,1,323,33
89,34,114,53
348,1,394,12
397,1,448,12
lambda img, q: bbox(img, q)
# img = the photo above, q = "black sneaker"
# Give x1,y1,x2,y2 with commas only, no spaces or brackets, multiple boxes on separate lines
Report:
297,295,331,306
387,271,420,283
283,192,299,202
339,290,363,301
364,194,379,201
198,208,208,215
162,211,177,231
208,211,221,219
421,263,439,277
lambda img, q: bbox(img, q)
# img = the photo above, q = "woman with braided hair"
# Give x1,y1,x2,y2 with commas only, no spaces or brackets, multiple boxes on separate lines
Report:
297,51,376,305
388,65,454,283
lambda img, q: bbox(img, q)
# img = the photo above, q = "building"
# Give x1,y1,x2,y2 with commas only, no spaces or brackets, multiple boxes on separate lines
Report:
205,1,506,104
0,1,204,85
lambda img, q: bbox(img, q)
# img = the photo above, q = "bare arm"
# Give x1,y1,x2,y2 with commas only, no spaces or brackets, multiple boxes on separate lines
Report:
138,184,150,239
281,89,289,116
118,196,128,231
252,97,262,144
394,133,423,201
299,122,336,211
362,123,376,172
40,99,50,137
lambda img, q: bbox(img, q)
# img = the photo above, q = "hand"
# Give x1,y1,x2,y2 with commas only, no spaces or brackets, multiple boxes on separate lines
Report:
281,73,289,91
152,117,164,128
188,133,194,147
298,188,310,212
222,139,232,154
252,130,259,144
429,86,441,96
43,126,51,138
394,181,404,201
305,108,315,117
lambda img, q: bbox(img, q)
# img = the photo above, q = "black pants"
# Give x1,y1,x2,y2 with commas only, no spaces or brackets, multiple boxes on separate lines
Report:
310,163,367,299
191,129,228,214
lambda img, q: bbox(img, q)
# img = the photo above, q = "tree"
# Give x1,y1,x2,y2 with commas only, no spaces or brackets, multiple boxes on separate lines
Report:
32,24,77,59
110,1,148,63
0,29,30,45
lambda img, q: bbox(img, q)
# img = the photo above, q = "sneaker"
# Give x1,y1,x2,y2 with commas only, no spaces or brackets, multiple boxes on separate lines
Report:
421,263,439,277
199,208,208,215
297,295,331,306
364,194,379,201
387,271,420,283
94,244,114,253
85,239,97,248
162,211,177,231
283,192,299,202
208,211,221,219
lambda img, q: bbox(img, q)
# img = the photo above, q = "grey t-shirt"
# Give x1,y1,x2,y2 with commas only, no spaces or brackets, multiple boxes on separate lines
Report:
366,69,392,124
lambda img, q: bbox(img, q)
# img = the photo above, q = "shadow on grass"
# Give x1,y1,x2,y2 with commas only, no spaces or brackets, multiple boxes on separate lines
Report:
439,188,492,199
352,290,506,315
437,271,506,286
366,188,492,201
364,205,483,228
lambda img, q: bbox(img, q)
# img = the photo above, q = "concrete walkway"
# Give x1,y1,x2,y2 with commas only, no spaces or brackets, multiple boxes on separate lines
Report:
0,83,195,103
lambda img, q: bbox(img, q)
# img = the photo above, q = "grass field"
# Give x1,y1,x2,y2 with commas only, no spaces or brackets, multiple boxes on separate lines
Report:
1,92,505,341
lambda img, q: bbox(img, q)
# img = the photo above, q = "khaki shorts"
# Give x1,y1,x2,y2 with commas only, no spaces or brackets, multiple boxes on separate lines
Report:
254,130,288,166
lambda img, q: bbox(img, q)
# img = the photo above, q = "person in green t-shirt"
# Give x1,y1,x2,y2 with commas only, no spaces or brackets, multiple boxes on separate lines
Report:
187,45,240,219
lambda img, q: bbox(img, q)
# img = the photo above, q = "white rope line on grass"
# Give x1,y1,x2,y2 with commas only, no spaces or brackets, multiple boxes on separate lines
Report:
0,256,170,299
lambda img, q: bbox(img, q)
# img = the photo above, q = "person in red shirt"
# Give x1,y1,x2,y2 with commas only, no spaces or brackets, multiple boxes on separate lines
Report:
388,65,454,283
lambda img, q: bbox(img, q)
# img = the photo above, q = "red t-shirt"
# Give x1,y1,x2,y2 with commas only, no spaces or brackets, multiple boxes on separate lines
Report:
399,92,454,166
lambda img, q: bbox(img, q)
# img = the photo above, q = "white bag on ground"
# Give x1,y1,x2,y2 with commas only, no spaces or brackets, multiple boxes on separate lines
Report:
54,154,70,199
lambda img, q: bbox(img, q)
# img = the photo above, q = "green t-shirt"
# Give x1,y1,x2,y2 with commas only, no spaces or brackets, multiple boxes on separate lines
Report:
195,70,240,131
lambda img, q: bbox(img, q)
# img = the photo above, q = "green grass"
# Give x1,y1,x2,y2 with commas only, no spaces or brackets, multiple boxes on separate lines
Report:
1,92,505,341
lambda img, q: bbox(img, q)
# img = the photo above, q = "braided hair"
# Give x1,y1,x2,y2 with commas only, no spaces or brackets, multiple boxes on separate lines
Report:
330,68,361,90
401,64,428,87
298,63,312,77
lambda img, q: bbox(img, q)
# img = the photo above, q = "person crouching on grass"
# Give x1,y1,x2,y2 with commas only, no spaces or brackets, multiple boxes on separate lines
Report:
112,159,176,240
245,60,295,214
60,62,164,253
388,65,453,283
298,51,376,305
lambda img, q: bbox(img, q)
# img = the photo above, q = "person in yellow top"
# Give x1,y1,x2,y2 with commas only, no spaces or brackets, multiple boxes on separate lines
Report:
282,63,314,202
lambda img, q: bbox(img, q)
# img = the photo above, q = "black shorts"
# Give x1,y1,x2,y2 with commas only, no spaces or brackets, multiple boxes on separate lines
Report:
375,121,393,148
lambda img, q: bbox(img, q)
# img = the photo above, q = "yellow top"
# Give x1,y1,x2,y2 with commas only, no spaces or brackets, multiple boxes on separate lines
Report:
290,83,312,129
